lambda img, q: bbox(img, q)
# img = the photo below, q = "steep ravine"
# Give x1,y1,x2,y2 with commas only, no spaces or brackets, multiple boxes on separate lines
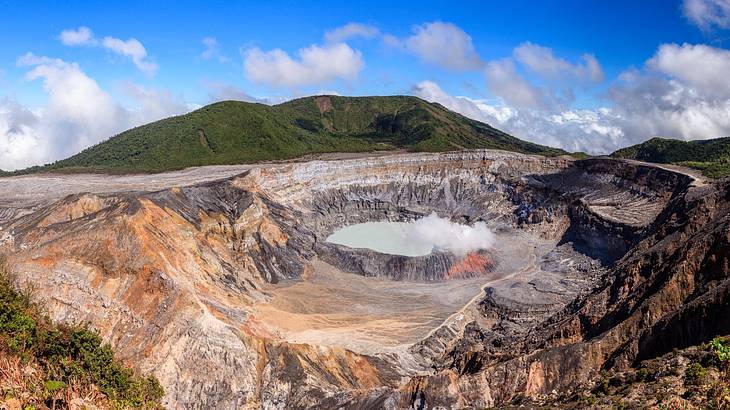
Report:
0,151,698,409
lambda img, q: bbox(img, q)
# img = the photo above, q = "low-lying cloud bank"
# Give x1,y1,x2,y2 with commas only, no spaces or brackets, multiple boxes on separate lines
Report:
405,213,496,256
0,54,190,171
414,43,730,154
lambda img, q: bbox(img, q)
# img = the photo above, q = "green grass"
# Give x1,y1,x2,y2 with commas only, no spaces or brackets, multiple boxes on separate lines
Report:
11,95,564,174
0,258,164,408
611,136,730,178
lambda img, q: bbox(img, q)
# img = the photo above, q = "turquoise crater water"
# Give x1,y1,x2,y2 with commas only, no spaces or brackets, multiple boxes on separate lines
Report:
325,221,434,257
326,215,496,257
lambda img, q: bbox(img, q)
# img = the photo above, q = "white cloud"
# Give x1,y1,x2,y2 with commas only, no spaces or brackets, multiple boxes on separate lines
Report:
412,80,623,154
243,43,364,88
101,36,158,76
58,27,158,75
513,42,604,82
0,69,7,95
479,43,604,114
393,22,482,71
17,53,124,147
648,43,730,99
325,23,379,43
683,0,730,31
608,66,730,144
0,54,190,171
0,100,46,171
200,37,228,63
59,26,97,46
416,42,730,155
7,53,125,169
484,58,552,110
593,43,730,146
122,83,190,122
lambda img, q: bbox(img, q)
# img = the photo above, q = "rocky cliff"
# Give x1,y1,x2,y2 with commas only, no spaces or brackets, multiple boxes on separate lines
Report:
381,163,728,409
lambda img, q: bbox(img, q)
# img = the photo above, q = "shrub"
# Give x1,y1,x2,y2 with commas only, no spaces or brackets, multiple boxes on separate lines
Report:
708,337,730,409
0,259,164,408
684,363,707,386
711,338,730,364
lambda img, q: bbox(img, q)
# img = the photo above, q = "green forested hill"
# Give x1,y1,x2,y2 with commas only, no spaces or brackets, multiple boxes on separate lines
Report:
17,95,564,174
611,137,730,178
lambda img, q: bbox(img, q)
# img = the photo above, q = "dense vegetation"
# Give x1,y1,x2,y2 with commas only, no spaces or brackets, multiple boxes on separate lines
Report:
0,259,164,409
612,136,730,178
13,95,564,174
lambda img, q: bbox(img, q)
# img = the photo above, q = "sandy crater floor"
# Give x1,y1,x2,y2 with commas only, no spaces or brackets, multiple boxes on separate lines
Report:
252,229,556,356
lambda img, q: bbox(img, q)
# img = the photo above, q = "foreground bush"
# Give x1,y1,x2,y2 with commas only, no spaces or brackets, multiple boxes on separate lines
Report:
0,258,164,409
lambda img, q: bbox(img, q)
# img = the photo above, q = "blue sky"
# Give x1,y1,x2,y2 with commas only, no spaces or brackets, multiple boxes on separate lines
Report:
2,0,730,170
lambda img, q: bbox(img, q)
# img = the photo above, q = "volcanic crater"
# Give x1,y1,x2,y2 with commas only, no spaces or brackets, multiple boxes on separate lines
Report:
0,150,699,408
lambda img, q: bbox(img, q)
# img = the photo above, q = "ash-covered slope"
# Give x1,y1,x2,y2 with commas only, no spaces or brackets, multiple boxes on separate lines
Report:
0,150,709,409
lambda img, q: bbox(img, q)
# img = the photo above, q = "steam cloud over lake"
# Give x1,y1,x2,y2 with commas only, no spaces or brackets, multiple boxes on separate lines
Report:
405,212,496,256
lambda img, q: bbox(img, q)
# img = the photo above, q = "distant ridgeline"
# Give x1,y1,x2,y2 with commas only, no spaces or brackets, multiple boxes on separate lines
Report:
11,95,564,174
612,136,730,178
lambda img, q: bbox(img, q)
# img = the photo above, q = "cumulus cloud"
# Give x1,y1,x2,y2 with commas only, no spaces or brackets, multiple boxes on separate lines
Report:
0,100,46,171
484,59,553,110
513,42,604,82
412,80,623,154
58,26,97,46
122,83,191,121
0,54,189,171
683,0,730,31
58,26,158,75
325,23,379,43
648,43,730,99
608,66,730,144
405,213,496,256
200,37,228,63
243,43,364,88
481,43,604,113
416,41,730,154
17,53,125,151
389,22,482,71
101,37,158,76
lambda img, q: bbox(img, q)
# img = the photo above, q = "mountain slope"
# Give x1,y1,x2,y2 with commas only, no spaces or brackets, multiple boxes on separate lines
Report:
612,136,730,178
21,95,564,174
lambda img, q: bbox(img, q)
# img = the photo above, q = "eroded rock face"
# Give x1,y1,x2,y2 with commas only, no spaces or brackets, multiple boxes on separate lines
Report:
377,169,729,410
0,151,697,409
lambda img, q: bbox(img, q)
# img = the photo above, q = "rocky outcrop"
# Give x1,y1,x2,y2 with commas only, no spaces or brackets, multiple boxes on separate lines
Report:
388,175,728,409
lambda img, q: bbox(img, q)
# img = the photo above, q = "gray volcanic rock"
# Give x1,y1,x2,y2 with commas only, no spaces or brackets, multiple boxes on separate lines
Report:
382,171,728,410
